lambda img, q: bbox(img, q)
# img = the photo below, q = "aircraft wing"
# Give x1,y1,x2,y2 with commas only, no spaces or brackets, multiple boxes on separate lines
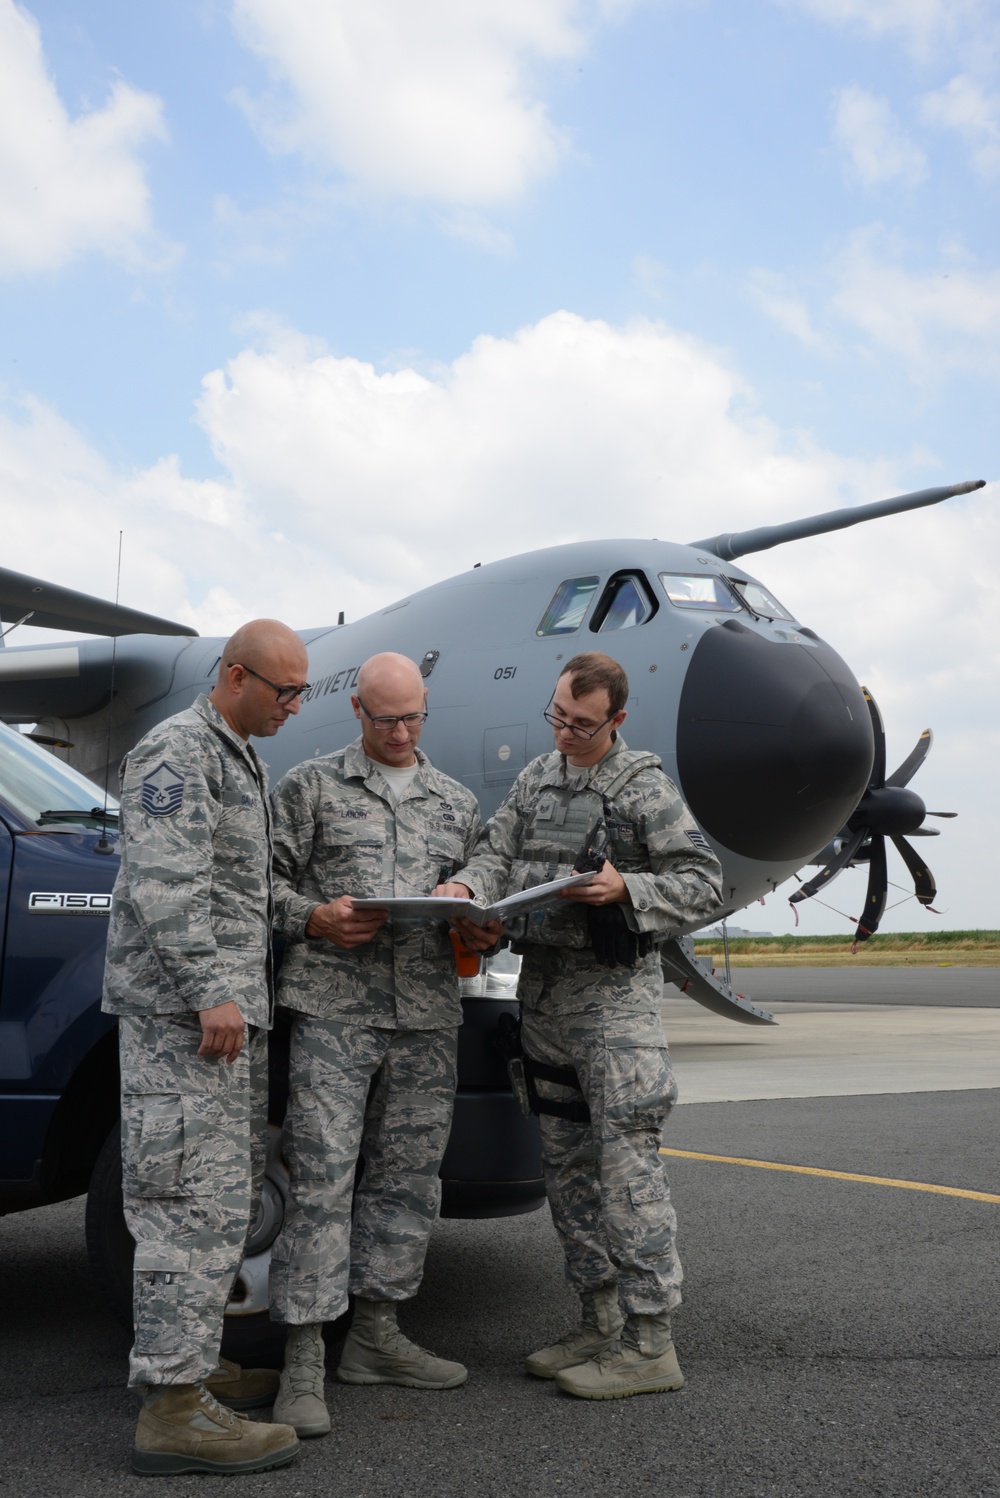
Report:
0,566,197,638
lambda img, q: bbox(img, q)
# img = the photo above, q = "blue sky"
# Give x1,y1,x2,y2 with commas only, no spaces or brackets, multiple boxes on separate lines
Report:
1,0,997,933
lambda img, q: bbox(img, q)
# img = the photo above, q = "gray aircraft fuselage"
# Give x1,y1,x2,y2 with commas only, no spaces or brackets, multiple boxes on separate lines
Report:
0,535,877,923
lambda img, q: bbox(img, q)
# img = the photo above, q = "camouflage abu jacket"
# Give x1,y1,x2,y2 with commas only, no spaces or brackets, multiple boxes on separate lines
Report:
102,694,274,1027
271,738,482,1030
453,735,723,1016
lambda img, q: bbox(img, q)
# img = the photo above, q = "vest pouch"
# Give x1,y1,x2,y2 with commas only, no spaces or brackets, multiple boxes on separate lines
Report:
514,879,592,948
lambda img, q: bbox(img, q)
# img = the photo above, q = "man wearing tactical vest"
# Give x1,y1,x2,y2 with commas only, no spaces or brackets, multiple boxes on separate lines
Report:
437,651,723,1400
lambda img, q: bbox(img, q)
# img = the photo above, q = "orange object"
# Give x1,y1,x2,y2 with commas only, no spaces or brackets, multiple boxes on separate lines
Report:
449,928,482,978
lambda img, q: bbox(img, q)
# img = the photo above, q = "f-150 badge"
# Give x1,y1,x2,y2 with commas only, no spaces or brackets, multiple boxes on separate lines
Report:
29,892,113,914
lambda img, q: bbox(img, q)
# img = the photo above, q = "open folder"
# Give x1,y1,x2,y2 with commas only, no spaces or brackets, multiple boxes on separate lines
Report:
351,871,595,928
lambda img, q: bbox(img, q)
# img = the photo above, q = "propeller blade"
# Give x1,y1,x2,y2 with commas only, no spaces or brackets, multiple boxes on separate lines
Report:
925,811,957,818
862,687,886,788
885,728,932,788
908,828,939,837
853,834,887,943
890,834,937,906
790,826,867,904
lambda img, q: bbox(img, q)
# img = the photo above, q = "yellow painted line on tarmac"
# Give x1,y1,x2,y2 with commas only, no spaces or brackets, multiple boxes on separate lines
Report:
659,1147,1000,1204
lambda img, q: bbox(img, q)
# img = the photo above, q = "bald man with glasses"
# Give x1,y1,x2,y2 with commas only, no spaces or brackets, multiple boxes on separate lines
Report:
438,651,723,1403
267,653,482,1435
103,619,309,1475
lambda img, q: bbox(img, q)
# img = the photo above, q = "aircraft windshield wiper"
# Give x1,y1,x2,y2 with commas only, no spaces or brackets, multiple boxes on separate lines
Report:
37,807,120,826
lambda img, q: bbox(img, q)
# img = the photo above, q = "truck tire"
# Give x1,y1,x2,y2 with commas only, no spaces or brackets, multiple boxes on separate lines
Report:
84,1124,293,1368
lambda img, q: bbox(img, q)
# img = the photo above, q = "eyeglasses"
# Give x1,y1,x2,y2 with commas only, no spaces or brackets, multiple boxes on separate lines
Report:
357,697,428,731
543,708,616,741
235,664,311,706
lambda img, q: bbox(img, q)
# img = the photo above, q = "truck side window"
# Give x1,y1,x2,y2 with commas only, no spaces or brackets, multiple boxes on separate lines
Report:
0,721,118,827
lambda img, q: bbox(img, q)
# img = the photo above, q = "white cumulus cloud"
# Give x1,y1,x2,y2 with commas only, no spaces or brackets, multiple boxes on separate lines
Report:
922,74,1000,178
193,309,877,615
0,0,167,276
749,270,829,349
774,0,995,59
830,228,1000,371
832,86,926,188
228,0,634,206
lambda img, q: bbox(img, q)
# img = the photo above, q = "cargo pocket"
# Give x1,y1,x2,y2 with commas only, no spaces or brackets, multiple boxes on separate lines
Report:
126,1094,185,1199
132,1244,191,1357
602,1045,676,1133
628,1172,668,1208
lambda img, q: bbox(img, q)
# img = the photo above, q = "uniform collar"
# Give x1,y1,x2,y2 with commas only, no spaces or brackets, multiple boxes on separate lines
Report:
539,733,629,790
343,735,432,796
192,693,268,780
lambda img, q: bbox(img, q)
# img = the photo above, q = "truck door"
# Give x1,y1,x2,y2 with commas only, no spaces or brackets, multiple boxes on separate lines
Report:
0,814,10,978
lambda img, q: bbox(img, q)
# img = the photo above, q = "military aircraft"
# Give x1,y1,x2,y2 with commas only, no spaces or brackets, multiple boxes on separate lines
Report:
0,476,985,1349
0,476,985,1025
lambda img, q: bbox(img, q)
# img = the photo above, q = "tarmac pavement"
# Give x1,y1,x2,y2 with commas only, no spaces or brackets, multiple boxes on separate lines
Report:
709,965,1000,1008
2,968,998,1497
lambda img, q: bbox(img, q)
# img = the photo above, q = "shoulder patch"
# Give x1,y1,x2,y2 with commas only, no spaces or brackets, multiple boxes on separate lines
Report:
685,828,712,850
141,761,185,817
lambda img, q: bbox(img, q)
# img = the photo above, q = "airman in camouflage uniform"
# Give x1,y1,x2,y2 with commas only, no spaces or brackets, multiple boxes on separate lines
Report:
441,652,722,1401
102,619,309,1475
269,653,481,1438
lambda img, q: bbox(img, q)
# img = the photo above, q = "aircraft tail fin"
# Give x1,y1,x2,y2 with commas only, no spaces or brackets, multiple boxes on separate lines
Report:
689,479,986,562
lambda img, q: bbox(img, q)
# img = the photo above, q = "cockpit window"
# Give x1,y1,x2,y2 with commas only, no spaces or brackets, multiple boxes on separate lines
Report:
590,573,656,633
536,576,599,637
0,720,118,829
729,579,795,621
659,573,742,612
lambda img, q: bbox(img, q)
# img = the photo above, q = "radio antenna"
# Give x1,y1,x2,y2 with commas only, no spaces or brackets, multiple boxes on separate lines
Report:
95,531,123,854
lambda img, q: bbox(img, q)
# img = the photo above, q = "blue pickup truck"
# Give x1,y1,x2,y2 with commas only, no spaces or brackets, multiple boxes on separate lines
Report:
0,719,542,1355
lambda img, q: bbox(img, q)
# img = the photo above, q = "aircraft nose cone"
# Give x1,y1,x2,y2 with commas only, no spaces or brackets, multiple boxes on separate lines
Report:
676,620,874,862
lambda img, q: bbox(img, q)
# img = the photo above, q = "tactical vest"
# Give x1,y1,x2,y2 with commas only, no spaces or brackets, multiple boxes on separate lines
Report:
505,749,661,949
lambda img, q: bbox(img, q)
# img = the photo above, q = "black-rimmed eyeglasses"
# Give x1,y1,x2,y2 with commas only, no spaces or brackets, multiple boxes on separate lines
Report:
543,709,616,741
357,697,428,731
236,664,311,706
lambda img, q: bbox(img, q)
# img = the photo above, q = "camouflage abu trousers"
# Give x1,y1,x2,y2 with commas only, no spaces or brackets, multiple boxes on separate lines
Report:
269,1017,458,1325
520,1006,681,1316
119,1012,267,1389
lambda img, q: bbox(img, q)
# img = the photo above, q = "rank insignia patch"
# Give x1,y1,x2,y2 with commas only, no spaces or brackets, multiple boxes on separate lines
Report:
141,762,185,817
685,828,712,850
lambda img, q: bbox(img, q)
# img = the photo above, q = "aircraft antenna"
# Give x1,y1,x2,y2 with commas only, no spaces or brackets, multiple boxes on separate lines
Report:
95,532,123,854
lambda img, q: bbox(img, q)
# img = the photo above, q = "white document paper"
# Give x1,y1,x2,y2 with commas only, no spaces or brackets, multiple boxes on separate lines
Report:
351,871,595,928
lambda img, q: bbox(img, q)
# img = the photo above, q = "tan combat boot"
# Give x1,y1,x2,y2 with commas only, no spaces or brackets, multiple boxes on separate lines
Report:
273,1323,331,1437
132,1384,300,1474
337,1299,468,1389
203,1355,279,1410
554,1309,684,1400
524,1282,624,1379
